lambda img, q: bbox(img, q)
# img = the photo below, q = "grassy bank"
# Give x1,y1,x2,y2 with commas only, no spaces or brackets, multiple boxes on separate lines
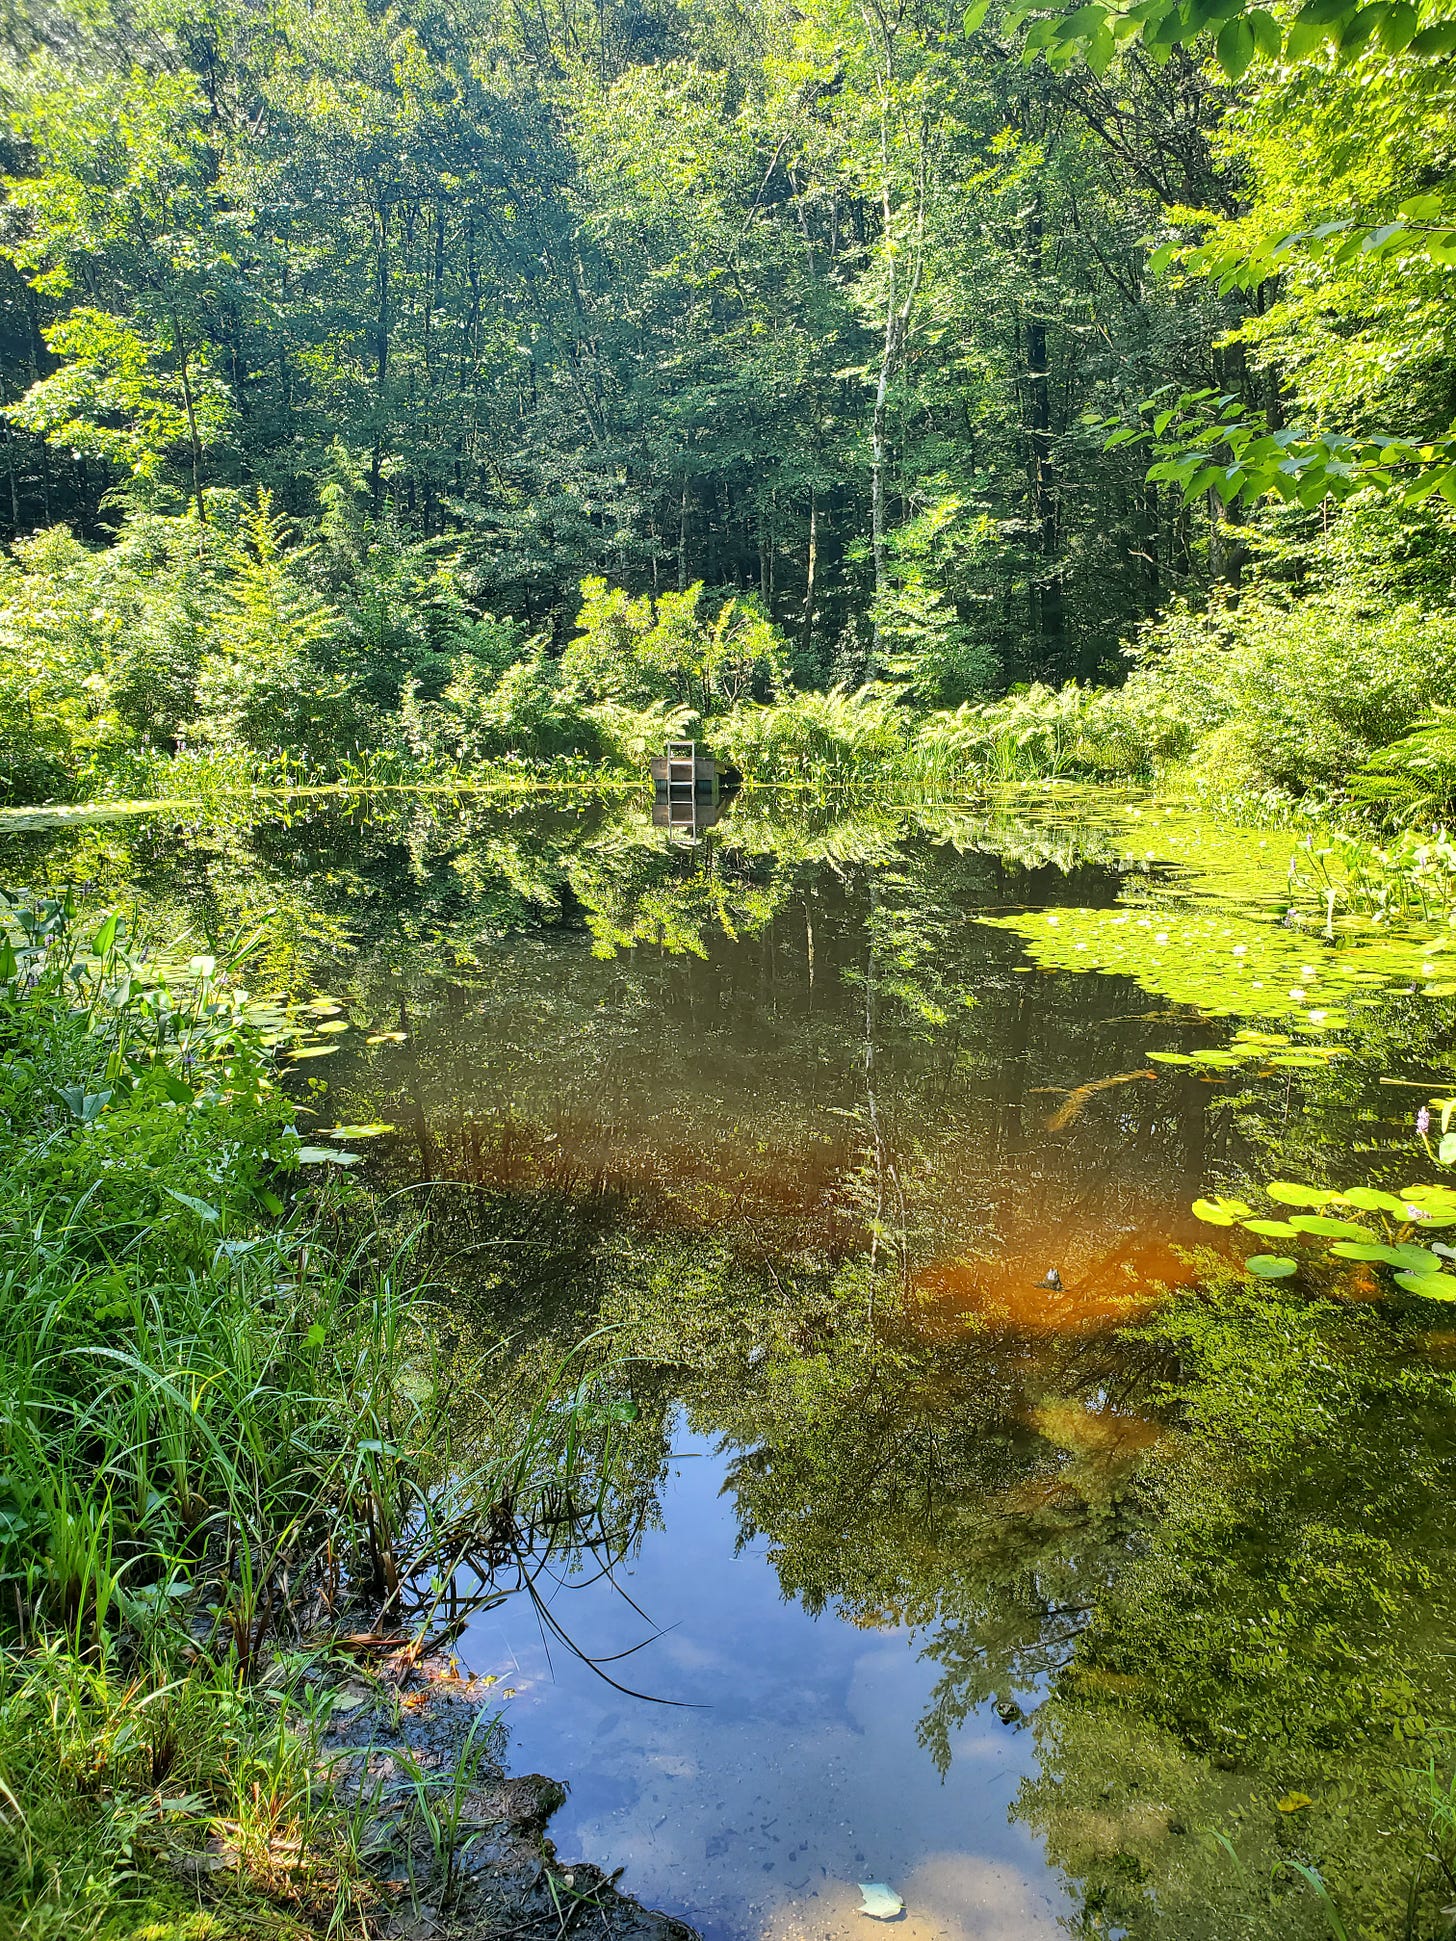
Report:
0,893,630,1939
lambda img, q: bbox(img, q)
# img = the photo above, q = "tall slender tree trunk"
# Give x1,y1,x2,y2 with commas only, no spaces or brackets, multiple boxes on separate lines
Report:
865,16,929,662
171,316,207,524
1024,200,1064,671
372,196,392,511
802,485,818,667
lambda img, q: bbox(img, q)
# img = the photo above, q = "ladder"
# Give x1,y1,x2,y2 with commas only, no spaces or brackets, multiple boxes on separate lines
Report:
666,741,697,825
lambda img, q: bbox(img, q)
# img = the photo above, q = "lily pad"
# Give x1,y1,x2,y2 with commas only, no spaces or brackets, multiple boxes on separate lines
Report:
1394,1270,1456,1300
1337,1187,1412,1215
295,1146,362,1167
1286,1215,1375,1241
1264,1182,1336,1208
1403,1184,1456,1211
1193,1196,1252,1226
1329,1241,1440,1271
1245,1255,1299,1279
1241,1218,1299,1238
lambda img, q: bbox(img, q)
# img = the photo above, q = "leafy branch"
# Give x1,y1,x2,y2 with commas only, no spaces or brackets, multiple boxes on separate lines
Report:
974,0,1456,79
1091,389,1456,508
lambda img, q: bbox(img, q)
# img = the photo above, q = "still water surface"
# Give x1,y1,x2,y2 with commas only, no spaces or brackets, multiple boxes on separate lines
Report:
6,784,1456,1939
476,1423,1070,1941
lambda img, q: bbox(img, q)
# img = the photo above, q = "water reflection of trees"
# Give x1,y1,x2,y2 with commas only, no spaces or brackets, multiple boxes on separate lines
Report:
11,787,1456,1937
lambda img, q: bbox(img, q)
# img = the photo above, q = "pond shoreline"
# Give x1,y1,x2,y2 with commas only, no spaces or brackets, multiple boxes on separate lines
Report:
305,1645,700,1941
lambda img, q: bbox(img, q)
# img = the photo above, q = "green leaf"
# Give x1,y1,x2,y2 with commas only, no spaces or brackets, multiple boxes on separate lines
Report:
1410,18,1456,51
1194,1195,1253,1225
1241,1217,1300,1237
164,1187,221,1222
1403,1183,1456,1210
1284,12,1331,52
1337,4,1382,48
1216,14,1255,74
962,0,991,31
1247,5,1284,50
1329,1241,1439,1269
294,1145,361,1167
1439,1133,1456,1166
1287,1214,1376,1240
1265,1181,1337,1207
1378,0,1418,42
1056,1,1110,35
1394,1269,1456,1299
1245,1255,1299,1279
1337,1186,1412,1214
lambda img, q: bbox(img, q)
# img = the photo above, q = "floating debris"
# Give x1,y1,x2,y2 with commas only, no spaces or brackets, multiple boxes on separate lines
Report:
856,1883,904,1920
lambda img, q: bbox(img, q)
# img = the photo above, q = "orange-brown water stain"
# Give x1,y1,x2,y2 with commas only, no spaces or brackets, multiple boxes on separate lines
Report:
908,1230,1203,1338
416,1101,1236,1347
423,1108,869,1254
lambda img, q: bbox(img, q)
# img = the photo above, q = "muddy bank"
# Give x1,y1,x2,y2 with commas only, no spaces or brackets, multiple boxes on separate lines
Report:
318,1649,700,1941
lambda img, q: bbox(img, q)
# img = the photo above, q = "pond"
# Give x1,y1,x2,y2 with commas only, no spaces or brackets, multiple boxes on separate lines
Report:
7,782,1456,1940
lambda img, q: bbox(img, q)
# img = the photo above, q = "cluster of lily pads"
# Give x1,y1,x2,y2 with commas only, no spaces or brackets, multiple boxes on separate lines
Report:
991,899,1455,1027
1192,1180,1456,1299
256,996,401,1164
1147,1026,1349,1074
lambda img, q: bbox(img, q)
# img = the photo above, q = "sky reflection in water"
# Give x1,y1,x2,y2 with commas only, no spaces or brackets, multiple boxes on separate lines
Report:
468,1423,1072,1941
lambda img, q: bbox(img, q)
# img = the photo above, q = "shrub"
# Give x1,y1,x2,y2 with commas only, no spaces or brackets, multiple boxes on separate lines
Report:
715,684,909,781
562,578,788,716
1123,588,1456,797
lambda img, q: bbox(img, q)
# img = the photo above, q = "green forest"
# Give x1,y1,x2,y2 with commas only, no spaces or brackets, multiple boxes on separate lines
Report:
2,0,1455,811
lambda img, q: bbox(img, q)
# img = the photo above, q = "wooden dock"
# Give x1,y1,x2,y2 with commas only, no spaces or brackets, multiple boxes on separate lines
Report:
648,741,740,838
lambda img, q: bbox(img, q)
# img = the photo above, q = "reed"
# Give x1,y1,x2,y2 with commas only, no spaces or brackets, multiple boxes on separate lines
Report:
0,892,630,1936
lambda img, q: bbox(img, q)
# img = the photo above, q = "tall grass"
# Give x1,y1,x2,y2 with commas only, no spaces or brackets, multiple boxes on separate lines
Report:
0,893,633,1935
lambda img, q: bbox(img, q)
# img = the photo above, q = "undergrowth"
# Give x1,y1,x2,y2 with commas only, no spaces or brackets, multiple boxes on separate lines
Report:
0,893,630,1937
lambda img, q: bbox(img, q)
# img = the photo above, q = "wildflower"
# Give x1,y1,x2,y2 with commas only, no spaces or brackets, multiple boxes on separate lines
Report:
1418,1106,1432,1138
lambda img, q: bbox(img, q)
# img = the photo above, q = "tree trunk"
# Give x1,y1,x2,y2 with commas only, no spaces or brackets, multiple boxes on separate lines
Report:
1024,201,1064,672
802,485,818,667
